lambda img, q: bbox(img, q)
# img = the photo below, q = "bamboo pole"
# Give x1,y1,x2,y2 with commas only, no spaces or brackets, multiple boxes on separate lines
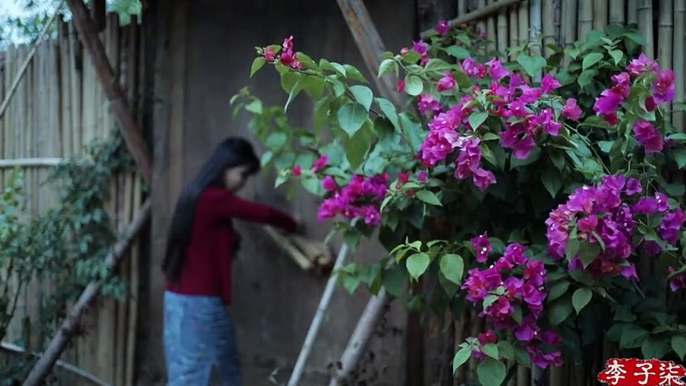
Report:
486,0,496,52
675,0,686,134
518,0,529,50
628,0,638,24
529,0,542,82
328,289,389,386
458,0,467,16
22,200,151,386
659,0,674,123
0,0,64,120
578,0,593,41
287,242,352,386
454,308,468,385
64,0,152,184
637,0,654,59
421,0,525,38
478,0,487,37
542,0,554,57
497,1,509,53
609,0,625,24
334,0,402,107
509,3,519,60
593,0,608,31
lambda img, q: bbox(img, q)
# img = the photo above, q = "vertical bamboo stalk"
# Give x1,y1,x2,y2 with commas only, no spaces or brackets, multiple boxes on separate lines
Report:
530,0,543,81
497,1,509,53
518,0,529,49
609,0,625,24
637,0,654,59
542,0,555,57
578,0,593,40
517,366,530,386
68,22,82,156
674,0,686,134
478,0,487,40
453,308,468,385
486,0,497,52
509,4,520,60
458,0,467,16
659,0,674,123
628,0,638,24
593,0,608,31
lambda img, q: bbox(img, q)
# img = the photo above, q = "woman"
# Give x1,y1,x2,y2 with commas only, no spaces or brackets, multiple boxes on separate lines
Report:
162,137,299,386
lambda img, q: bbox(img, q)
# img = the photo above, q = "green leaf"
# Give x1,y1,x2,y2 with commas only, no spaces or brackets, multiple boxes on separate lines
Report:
265,132,288,150
281,71,301,93
250,57,266,77
477,358,506,386
439,254,464,285
609,50,623,65
344,64,368,83
642,338,671,360
337,103,368,137
350,85,374,111
578,241,601,267
671,335,686,360
375,98,400,129
301,75,325,99
344,123,371,169
446,45,471,59
572,288,592,314
548,297,574,325
342,275,361,294
481,343,499,360
619,324,648,349
416,190,442,206
598,141,614,153
301,175,323,195
550,149,566,171
404,75,424,96
406,253,431,280
383,264,407,297
578,69,598,87
497,341,515,360
548,280,570,302
378,58,398,77
673,149,686,169
453,346,472,373
469,111,489,130
424,58,453,75
541,166,563,198
517,54,546,77
582,52,604,70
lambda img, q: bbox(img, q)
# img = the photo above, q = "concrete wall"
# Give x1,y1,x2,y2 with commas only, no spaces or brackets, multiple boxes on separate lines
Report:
144,0,415,384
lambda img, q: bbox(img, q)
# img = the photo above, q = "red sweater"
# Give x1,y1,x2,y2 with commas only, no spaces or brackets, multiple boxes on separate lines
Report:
165,187,298,304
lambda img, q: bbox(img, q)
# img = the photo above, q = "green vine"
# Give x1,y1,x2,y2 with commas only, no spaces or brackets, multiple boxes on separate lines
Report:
0,131,136,384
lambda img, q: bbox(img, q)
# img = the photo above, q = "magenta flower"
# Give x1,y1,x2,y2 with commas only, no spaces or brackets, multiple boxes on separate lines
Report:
472,168,497,191
322,176,337,192
461,58,486,78
501,123,537,160
668,267,686,292
418,94,442,115
625,178,642,196
435,20,450,36
540,74,561,94
292,165,302,176
417,170,428,182
562,98,582,121
397,80,405,93
312,155,329,172
593,89,624,116
471,233,492,263
412,40,428,55
626,53,659,77
610,72,631,97
436,72,456,92
652,70,676,103
633,120,663,153
264,46,276,62
486,58,509,80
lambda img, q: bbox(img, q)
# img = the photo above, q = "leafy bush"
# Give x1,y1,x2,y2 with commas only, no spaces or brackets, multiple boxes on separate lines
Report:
233,24,686,385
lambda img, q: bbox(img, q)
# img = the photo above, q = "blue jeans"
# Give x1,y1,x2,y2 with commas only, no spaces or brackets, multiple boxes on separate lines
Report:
163,291,242,386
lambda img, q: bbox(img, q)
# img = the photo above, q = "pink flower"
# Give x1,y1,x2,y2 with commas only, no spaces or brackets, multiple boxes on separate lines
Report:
668,267,686,292
633,120,663,153
562,98,582,121
652,70,676,103
359,205,381,226
435,20,450,36
264,46,276,62
412,41,428,55
473,168,497,191
645,96,657,112
625,178,642,196
312,155,329,172
417,170,428,182
626,53,659,77
397,80,405,93
461,58,486,79
437,72,456,92
611,72,632,97
593,89,624,116
471,233,492,263
540,74,561,94
534,109,562,136
282,36,294,51
418,94,442,115
322,176,337,192
292,165,302,176
501,123,537,160
486,58,509,80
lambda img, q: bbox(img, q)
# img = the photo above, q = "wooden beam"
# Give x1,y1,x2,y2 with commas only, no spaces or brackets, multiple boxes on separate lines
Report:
91,0,107,32
419,0,524,38
334,0,403,107
22,200,152,386
64,0,153,185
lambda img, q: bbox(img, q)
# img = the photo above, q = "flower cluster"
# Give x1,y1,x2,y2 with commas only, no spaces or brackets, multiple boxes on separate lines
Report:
316,173,390,226
416,56,579,192
546,175,686,281
667,267,686,292
264,36,302,70
461,243,562,368
593,54,675,153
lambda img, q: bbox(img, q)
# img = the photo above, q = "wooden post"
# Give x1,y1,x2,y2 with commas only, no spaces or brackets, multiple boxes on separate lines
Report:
22,200,152,386
334,0,403,107
64,0,153,185
91,0,107,32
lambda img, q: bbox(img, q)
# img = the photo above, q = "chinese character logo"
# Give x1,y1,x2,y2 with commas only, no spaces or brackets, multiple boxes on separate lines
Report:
597,358,686,386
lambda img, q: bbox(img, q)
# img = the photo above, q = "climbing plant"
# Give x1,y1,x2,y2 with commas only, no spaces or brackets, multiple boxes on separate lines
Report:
235,22,686,385
0,132,135,383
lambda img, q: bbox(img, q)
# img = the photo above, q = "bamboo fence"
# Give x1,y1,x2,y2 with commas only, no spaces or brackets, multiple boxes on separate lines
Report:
447,1,686,386
0,14,144,386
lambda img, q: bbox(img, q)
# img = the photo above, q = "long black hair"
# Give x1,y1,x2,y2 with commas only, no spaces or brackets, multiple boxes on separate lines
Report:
162,137,261,284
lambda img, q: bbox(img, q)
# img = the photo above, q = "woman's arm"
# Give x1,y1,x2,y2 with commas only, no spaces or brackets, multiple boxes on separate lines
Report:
202,188,298,232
